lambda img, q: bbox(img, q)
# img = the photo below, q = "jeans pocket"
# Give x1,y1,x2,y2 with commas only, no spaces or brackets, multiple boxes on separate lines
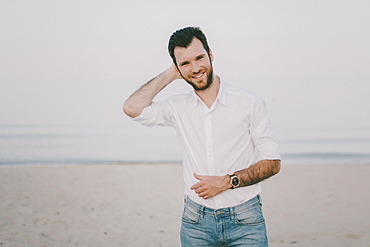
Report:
234,202,265,225
182,205,200,224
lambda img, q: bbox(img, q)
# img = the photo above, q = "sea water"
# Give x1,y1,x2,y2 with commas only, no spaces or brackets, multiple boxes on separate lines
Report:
1,122,369,166
1,78,369,166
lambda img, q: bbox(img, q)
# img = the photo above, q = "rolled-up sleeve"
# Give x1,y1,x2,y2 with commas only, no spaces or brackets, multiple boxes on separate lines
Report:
250,96,281,161
132,101,175,128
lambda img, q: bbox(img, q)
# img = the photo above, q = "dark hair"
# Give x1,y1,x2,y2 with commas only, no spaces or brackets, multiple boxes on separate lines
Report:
168,26,210,64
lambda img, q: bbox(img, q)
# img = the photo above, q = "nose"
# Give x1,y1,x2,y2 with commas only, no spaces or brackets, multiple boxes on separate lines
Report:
190,61,201,74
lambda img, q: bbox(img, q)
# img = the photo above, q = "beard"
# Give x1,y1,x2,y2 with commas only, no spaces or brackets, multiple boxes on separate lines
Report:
180,63,214,92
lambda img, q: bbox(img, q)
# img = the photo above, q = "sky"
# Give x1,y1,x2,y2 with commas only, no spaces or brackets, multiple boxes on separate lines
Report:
1,0,369,131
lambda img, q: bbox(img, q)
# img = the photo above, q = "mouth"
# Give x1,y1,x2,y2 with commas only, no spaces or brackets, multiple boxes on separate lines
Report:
192,71,205,80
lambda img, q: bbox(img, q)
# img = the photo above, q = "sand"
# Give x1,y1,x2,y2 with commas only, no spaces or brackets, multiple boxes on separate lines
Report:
0,164,369,247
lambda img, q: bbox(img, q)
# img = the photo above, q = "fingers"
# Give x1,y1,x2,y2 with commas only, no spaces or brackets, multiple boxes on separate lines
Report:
193,173,204,180
194,186,210,199
190,180,204,190
190,173,203,190
192,182,213,199
169,63,183,80
198,192,209,199
194,185,206,194
190,183,200,190
191,173,220,199
190,179,207,198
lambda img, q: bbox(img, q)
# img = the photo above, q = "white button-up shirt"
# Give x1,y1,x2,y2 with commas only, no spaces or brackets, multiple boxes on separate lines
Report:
133,80,280,209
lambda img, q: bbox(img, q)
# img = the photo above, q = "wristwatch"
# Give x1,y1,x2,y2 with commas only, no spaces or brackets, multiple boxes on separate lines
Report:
228,174,240,189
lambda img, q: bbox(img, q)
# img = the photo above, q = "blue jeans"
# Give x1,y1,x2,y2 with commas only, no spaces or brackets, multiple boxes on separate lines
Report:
180,195,268,247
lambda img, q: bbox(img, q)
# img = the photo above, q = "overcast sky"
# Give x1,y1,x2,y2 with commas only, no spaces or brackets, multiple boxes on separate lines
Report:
1,0,369,127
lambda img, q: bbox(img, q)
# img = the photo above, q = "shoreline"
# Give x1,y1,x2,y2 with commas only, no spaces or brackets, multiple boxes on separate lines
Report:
1,162,369,167
0,164,369,246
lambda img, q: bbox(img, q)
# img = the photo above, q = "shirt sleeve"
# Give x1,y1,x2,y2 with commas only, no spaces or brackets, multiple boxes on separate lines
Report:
250,96,281,161
132,100,175,128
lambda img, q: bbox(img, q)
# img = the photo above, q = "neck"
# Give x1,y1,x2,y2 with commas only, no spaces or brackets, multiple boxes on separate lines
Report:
195,75,220,108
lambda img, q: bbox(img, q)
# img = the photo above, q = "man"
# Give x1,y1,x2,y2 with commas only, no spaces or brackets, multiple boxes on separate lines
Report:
123,27,281,247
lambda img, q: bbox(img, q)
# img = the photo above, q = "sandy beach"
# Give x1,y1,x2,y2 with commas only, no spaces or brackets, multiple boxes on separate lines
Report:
0,164,369,247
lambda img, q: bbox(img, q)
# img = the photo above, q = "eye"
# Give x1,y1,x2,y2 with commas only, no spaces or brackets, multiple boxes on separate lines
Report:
180,61,189,67
196,55,204,60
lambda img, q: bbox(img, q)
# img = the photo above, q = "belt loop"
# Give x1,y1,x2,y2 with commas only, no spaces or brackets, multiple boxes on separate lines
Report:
257,194,262,204
229,207,235,221
200,205,205,219
184,195,189,204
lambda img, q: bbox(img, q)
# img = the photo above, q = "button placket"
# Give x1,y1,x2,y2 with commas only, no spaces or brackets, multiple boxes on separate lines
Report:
204,109,215,175
204,105,223,208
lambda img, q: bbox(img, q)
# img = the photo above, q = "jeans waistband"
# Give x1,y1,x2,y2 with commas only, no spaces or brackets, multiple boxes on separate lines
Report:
184,195,261,217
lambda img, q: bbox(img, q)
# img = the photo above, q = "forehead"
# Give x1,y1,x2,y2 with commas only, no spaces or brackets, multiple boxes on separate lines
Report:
174,38,207,62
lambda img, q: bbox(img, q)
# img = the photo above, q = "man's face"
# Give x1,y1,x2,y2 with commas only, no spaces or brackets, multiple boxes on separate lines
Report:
174,38,214,91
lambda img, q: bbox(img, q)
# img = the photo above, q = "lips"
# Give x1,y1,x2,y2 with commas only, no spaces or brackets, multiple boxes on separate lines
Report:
192,71,205,80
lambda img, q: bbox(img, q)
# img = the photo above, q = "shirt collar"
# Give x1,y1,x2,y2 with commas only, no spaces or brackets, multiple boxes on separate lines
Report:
191,79,227,107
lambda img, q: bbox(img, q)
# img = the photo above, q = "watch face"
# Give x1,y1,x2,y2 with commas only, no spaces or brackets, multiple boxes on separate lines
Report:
232,177,239,186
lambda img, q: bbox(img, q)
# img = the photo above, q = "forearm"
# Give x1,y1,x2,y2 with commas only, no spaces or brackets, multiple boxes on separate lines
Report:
123,64,180,118
191,160,280,199
235,159,281,187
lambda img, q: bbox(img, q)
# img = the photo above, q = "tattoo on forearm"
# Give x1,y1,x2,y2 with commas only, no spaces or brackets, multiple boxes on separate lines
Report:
236,160,280,187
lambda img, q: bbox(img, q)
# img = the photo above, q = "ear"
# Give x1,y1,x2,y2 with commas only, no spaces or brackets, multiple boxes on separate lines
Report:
209,49,214,62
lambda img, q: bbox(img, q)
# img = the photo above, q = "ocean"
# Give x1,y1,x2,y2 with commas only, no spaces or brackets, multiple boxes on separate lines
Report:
1,122,369,166
1,77,369,166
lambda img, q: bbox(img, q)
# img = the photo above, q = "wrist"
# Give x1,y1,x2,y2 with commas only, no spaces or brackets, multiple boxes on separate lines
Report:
224,175,233,190
228,174,240,189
